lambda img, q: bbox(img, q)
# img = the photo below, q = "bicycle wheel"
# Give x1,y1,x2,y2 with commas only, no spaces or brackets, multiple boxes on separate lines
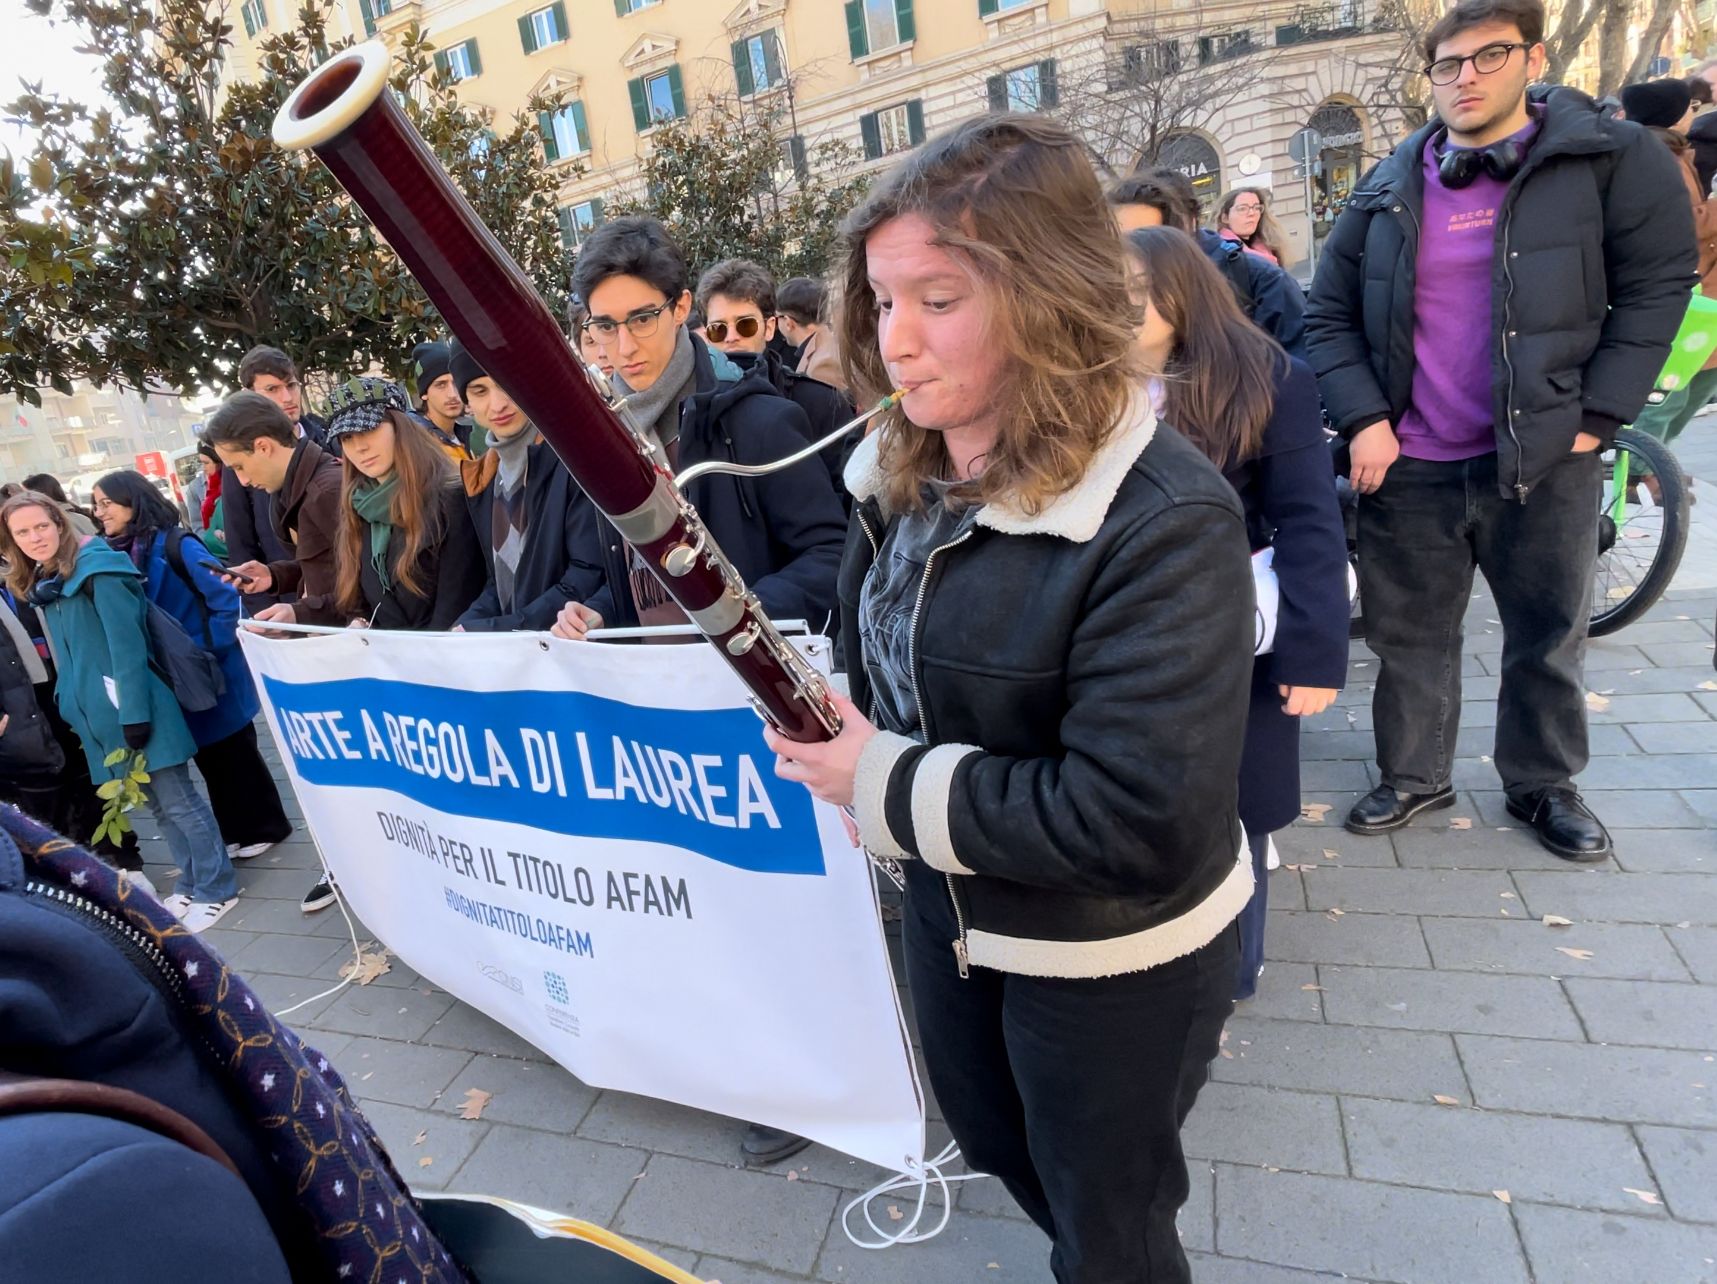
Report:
1590,428,1690,637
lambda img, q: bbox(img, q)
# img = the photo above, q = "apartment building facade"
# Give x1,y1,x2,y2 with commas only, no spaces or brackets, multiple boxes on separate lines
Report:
224,0,1413,273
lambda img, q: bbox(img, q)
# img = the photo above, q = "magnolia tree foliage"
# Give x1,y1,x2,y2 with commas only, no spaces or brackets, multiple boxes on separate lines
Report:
0,0,573,404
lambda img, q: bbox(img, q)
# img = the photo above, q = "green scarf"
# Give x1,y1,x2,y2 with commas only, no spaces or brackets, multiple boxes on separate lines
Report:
350,472,403,590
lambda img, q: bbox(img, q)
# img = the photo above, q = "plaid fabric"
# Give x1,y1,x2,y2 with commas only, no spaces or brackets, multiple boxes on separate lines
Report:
326,376,412,440
1,805,473,1284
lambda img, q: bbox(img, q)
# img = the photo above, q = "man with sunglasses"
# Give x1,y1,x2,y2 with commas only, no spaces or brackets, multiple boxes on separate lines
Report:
697,258,855,505
1307,0,1694,863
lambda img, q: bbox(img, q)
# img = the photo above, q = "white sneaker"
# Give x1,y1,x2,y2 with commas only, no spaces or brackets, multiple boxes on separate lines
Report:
227,841,278,861
123,869,160,900
182,896,240,933
161,893,193,919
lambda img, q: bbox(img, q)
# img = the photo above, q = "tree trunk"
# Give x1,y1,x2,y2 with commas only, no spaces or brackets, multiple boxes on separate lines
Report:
1624,0,1680,87
1597,0,1632,98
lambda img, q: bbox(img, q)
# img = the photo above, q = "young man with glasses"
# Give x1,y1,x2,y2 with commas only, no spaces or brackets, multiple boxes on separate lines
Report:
697,258,855,503
1306,0,1694,862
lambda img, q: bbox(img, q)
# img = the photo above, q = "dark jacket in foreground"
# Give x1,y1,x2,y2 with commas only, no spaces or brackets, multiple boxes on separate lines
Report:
1197,228,1308,360
843,400,1256,978
1223,358,1351,834
457,439,604,632
264,437,344,625
355,481,487,631
583,338,847,630
728,347,857,502
1306,86,1696,499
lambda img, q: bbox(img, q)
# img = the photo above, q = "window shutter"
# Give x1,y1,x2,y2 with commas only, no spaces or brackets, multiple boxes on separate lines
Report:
558,207,575,250
979,0,999,16
433,49,449,80
538,110,558,162
465,40,482,76
256,1,267,30
987,73,1006,112
732,40,755,96
359,0,376,37
628,76,649,131
1039,59,1058,108
667,64,685,118
588,197,605,226
518,14,537,54
844,0,868,59
570,100,589,153
860,112,882,161
551,1,567,40
895,0,915,43
906,99,925,145
613,0,628,14
788,135,808,182
241,4,256,38
762,30,783,85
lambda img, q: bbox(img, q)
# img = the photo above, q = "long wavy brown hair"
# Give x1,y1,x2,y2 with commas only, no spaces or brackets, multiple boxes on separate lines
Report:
1126,227,1284,468
836,113,1141,515
335,410,457,613
1218,188,1295,269
0,494,81,595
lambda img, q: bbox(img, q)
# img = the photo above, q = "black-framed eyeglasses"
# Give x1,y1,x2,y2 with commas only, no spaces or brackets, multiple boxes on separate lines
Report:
1423,41,1532,86
582,301,674,343
705,315,767,343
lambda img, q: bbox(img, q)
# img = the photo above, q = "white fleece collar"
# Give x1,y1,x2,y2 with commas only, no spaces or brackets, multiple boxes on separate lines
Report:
842,393,1156,544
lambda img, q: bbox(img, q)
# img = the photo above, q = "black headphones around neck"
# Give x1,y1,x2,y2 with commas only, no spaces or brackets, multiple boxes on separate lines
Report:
1436,124,1532,190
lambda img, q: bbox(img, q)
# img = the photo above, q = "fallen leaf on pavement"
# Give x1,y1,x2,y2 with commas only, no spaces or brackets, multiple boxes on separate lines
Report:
1585,691,1611,711
1556,947,1595,961
1450,817,1473,830
887,1204,904,1222
340,945,392,986
1322,849,1340,860
1542,915,1574,927
418,1157,433,1168
1700,680,1717,692
1493,1190,1511,1204
785,1170,799,1181
413,1130,427,1146
1301,983,1325,991
457,1088,493,1121
1300,803,1332,823
1624,1188,1662,1206
1326,907,1345,917
1500,891,1517,898
1433,1094,1462,1106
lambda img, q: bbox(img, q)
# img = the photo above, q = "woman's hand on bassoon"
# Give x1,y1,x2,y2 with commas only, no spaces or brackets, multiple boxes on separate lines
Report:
764,690,876,810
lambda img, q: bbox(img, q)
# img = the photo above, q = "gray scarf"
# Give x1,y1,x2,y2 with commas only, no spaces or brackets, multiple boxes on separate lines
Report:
488,422,536,498
614,327,698,454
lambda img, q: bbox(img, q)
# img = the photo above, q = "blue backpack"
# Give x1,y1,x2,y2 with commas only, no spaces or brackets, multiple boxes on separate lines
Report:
142,530,226,714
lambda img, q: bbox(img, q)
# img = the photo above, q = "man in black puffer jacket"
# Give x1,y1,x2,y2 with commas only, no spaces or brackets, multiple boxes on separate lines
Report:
1306,0,1695,863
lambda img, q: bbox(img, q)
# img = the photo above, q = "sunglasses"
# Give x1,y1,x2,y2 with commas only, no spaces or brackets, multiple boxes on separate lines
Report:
705,315,767,343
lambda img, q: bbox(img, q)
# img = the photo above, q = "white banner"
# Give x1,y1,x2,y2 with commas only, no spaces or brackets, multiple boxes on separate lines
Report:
238,629,924,1174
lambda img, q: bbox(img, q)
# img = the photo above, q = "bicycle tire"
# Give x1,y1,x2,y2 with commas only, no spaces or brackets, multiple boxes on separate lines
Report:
1590,428,1690,637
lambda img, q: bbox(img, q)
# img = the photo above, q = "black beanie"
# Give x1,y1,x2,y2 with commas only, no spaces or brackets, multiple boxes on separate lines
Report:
410,341,453,399
1620,78,1692,130
446,337,487,402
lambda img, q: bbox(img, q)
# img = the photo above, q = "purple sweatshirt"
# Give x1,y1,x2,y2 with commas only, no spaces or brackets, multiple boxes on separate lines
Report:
1396,120,1541,461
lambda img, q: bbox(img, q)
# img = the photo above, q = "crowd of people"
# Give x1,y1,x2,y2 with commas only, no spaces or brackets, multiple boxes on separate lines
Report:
0,0,1707,1275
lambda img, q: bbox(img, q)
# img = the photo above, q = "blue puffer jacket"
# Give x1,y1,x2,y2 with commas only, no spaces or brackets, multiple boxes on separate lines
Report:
126,527,259,746
36,540,198,778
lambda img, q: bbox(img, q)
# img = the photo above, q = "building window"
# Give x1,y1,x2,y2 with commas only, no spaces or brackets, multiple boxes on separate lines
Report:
614,0,659,14
539,101,590,162
435,39,482,82
978,0,1038,14
519,3,568,53
1197,30,1255,64
860,100,924,160
987,60,1057,112
733,30,786,96
559,198,605,251
628,65,686,131
358,0,392,37
240,0,267,38
1116,39,1181,87
846,0,914,60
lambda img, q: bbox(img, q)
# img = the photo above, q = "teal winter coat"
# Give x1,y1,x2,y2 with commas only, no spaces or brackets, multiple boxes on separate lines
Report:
36,539,198,780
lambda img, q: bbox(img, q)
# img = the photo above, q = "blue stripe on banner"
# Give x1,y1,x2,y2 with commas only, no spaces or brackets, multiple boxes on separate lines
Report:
261,675,824,876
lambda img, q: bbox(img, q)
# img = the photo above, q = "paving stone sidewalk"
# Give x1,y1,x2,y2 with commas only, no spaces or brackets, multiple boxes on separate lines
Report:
135,421,1717,1283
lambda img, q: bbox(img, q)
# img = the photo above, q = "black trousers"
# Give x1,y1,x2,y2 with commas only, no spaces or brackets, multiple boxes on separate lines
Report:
1358,451,1599,800
193,722,293,848
902,863,1236,1284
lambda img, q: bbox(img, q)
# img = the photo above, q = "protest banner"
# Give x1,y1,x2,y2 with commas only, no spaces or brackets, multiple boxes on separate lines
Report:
238,629,925,1174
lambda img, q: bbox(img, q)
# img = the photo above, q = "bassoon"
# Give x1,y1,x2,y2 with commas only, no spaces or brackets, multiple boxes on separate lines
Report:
274,43,879,742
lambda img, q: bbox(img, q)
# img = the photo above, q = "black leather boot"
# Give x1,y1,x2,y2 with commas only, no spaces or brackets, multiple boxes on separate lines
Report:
1345,783,1456,834
1505,788,1612,863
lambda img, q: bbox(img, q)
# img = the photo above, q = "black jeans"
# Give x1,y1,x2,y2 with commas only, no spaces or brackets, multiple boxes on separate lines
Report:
193,722,293,848
902,862,1236,1284
1357,450,1599,799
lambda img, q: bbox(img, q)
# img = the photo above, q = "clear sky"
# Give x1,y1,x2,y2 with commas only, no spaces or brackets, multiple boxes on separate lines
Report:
0,0,111,154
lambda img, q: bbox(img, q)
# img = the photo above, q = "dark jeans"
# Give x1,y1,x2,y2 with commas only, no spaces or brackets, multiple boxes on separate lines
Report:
1234,829,1272,1001
193,722,293,848
1358,450,1599,799
902,863,1237,1284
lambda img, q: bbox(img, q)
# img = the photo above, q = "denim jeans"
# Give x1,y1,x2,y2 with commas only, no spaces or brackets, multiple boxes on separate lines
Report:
1357,450,1599,800
1234,829,1272,1001
146,760,237,903
902,861,1237,1284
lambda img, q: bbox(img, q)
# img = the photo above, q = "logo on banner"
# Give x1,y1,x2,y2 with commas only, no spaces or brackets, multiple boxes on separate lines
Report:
261,675,821,875
543,971,569,1005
